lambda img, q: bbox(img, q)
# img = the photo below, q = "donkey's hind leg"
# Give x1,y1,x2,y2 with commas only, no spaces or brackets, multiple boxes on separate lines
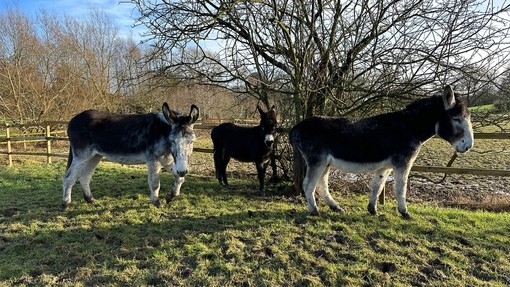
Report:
213,147,229,186
78,155,102,204
367,168,391,216
213,147,223,184
316,166,344,213
220,156,231,186
303,162,328,216
62,155,90,208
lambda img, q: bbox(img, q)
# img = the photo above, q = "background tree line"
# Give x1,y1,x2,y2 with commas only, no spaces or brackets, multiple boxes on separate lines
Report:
0,7,260,123
2,1,510,127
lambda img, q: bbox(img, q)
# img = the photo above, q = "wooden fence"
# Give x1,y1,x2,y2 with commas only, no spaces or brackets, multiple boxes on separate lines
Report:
1,121,510,178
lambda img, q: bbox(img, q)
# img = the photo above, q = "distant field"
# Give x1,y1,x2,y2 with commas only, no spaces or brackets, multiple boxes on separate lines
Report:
468,104,495,112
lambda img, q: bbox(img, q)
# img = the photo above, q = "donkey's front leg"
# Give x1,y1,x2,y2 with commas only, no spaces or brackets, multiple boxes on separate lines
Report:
166,175,185,203
161,159,184,203
147,161,162,207
316,166,344,213
393,167,412,219
255,160,269,195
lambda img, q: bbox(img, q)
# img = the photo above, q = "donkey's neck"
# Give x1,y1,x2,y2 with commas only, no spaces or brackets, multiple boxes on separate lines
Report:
404,96,445,143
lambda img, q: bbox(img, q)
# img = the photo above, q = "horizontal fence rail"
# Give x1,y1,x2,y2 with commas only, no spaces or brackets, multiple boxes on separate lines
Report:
1,122,510,178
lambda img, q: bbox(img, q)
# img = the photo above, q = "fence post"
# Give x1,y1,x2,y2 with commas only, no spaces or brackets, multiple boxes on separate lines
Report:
5,124,12,166
46,124,52,164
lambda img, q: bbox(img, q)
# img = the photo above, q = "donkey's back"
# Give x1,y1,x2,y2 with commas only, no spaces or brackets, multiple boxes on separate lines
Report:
67,109,170,160
211,123,269,162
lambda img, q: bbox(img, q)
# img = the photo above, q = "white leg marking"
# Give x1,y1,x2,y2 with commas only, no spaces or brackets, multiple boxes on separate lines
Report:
316,166,343,212
62,157,89,206
79,155,102,202
161,158,184,202
172,176,185,197
303,163,328,215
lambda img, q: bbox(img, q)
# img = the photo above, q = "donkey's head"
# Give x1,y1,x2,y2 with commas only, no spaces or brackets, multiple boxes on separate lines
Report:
257,104,278,148
162,103,199,177
435,85,474,153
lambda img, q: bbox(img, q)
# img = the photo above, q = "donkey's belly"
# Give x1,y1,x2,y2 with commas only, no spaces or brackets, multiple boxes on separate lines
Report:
327,155,392,173
100,151,148,165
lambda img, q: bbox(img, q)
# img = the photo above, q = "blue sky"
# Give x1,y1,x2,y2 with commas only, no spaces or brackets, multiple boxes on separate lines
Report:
0,0,146,41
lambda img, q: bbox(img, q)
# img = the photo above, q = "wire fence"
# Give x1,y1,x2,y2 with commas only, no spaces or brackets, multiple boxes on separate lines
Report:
1,121,510,178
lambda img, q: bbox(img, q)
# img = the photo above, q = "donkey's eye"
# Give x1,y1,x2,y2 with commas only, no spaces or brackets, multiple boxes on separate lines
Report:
453,118,462,123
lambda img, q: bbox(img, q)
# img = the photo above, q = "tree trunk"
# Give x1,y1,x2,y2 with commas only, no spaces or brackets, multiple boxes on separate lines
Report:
292,147,305,195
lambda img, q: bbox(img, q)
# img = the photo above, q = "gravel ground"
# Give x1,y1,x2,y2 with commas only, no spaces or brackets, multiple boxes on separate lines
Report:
328,169,510,212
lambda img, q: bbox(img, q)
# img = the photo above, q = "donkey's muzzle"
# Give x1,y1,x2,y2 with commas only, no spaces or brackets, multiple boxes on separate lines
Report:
177,169,188,177
264,134,275,148
455,144,472,154
454,138,473,154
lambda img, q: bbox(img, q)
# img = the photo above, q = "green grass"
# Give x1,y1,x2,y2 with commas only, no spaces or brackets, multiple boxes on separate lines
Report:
468,104,495,112
1,161,510,286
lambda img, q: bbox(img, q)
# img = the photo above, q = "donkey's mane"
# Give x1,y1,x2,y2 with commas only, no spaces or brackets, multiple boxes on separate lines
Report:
404,95,443,113
404,94,469,117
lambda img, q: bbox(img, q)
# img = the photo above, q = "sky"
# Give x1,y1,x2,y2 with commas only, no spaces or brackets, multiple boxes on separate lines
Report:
0,0,147,42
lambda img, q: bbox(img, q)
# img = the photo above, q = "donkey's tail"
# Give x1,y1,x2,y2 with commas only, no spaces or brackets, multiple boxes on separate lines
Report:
66,146,73,171
289,127,306,195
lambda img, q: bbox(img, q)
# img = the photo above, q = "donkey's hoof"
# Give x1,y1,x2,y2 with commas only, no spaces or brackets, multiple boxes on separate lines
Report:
152,199,161,208
61,202,71,210
309,209,320,216
367,204,378,216
84,196,96,204
401,212,412,220
330,205,345,213
165,193,176,203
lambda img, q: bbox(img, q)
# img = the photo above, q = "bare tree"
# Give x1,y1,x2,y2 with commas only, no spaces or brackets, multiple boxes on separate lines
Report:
0,6,153,122
131,0,510,118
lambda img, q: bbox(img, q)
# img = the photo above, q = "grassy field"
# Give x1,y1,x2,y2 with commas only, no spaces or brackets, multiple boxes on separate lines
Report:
1,158,510,286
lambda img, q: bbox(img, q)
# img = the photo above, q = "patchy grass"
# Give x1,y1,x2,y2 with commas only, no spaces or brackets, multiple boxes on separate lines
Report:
1,162,510,286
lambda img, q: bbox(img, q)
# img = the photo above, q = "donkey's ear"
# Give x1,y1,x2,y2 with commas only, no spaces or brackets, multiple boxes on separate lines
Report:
189,104,199,124
442,85,456,109
257,104,265,115
162,102,179,124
